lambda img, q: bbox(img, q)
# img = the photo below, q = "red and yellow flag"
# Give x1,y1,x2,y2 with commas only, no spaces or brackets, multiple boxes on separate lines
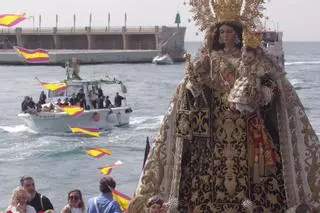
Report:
98,160,123,175
111,188,131,211
62,106,83,117
14,46,50,63
36,78,67,92
70,127,100,137
0,13,26,27
85,148,111,157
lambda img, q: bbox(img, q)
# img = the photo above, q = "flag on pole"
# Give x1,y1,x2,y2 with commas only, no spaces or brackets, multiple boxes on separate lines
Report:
85,148,111,157
111,188,131,211
14,46,50,63
0,13,26,27
98,160,123,175
36,78,67,92
70,127,100,137
62,106,83,117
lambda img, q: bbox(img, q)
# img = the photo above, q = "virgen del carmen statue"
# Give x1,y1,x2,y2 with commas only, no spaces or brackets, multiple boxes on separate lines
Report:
128,0,320,212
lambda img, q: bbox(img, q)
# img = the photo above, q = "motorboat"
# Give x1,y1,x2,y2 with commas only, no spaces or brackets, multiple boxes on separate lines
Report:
152,53,174,65
18,59,132,133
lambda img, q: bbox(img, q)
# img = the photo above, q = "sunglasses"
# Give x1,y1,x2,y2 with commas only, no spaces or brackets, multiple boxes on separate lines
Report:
69,196,80,200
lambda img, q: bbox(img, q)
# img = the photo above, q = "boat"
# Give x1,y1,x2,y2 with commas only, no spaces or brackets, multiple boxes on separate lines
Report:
152,53,174,65
261,30,284,68
18,59,133,133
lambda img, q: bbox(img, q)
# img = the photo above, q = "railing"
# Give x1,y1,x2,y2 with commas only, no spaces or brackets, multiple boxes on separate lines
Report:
0,26,163,34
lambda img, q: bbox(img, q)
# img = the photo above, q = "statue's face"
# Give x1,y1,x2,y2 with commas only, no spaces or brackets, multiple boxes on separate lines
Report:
219,25,237,45
241,50,255,65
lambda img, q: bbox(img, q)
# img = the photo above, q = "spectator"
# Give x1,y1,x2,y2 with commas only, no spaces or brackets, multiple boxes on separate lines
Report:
6,187,36,213
20,176,54,213
76,88,86,109
114,92,125,107
146,196,167,213
87,175,121,213
105,96,112,109
38,91,47,105
69,94,77,106
61,189,85,213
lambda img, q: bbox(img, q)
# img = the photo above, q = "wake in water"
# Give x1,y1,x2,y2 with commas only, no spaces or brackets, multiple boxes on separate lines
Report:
285,61,320,66
131,115,164,131
0,124,36,134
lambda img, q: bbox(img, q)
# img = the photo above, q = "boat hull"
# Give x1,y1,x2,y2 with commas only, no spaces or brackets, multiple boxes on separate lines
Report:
18,107,132,133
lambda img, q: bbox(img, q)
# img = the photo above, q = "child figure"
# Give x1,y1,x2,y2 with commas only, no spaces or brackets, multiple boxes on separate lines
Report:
228,28,279,183
228,31,265,113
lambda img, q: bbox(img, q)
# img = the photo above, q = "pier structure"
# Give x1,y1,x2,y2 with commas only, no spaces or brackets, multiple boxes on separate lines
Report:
0,26,186,64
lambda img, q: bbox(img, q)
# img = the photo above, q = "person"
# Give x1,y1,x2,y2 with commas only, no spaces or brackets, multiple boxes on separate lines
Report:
114,92,125,107
63,98,70,106
105,96,112,109
56,99,64,107
69,94,77,106
89,87,98,109
87,175,121,213
76,88,86,109
146,196,167,213
20,176,54,213
6,187,36,213
21,96,30,113
128,1,320,212
97,88,105,109
61,189,85,213
38,91,47,105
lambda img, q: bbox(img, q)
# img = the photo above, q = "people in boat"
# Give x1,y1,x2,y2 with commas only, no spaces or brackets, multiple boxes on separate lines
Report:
63,98,69,106
6,187,36,213
128,0,320,212
76,88,86,109
86,175,121,213
97,87,104,109
61,189,85,213
21,96,37,113
69,94,77,106
105,96,113,108
89,87,98,109
20,176,54,213
114,92,125,107
38,91,47,105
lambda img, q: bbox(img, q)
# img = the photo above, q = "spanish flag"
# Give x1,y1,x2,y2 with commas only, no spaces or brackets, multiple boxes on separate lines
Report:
70,127,100,137
62,106,83,117
14,46,50,63
85,148,112,158
111,188,131,211
98,160,123,175
0,13,26,27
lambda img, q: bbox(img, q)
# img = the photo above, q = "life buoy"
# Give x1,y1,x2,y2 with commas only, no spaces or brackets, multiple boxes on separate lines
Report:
92,112,100,122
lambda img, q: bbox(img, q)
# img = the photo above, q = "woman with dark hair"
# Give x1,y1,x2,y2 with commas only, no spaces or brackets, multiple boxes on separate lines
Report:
61,189,85,213
128,1,320,212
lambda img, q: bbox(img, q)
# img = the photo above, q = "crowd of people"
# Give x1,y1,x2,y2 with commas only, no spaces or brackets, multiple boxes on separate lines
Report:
21,88,126,113
2,175,169,213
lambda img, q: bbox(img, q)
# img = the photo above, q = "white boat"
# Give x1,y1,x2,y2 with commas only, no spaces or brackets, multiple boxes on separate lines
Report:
152,53,174,65
18,59,132,133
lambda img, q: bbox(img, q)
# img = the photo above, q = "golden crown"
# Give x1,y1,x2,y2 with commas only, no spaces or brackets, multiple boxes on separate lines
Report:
187,0,266,31
211,0,243,23
242,28,263,49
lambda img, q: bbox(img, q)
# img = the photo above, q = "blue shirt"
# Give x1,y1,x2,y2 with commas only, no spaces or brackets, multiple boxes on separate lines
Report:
87,194,121,213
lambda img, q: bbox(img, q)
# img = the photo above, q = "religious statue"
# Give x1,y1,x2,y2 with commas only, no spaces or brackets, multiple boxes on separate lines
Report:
128,0,320,212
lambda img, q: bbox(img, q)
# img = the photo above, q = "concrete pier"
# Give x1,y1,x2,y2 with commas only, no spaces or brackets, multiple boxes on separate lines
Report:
0,26,186,64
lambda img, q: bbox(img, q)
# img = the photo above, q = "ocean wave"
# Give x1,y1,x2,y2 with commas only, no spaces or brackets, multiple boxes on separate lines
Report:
130,115,164,125
285,61,320,66
0,125,36,134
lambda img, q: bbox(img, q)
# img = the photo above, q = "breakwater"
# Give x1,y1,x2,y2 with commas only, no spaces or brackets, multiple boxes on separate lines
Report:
0,26,186,64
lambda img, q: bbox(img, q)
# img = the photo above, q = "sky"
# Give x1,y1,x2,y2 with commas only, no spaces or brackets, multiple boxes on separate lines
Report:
2,0,320,41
